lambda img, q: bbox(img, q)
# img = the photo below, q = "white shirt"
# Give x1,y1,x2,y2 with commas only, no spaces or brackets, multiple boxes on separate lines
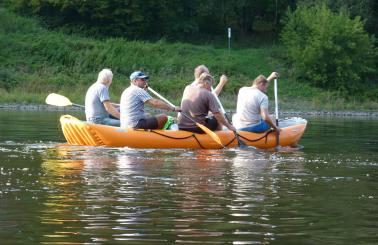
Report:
233,86,268,129
120,84,152,128
85,82,110,121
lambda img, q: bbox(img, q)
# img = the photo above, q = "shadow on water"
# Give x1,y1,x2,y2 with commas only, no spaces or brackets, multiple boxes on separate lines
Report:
0,111,377,244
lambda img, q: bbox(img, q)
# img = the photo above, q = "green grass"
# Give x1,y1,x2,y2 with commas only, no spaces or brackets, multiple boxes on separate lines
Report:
0,8,377,112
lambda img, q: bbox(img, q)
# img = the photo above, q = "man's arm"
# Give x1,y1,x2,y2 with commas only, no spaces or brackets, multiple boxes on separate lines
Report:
213,74,228,96
261,107,280,132
145,98,181,112
103,101,120,119
267,72,279,82
213,112,236,131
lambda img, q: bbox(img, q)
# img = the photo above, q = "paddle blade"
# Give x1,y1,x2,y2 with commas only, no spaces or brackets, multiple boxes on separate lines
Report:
46,93,73,107
196,123,224,148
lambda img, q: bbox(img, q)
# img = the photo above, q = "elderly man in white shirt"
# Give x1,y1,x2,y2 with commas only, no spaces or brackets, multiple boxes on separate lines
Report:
85,68,120,126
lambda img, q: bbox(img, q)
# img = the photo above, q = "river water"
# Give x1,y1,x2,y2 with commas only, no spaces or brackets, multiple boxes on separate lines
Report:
0,110,377,244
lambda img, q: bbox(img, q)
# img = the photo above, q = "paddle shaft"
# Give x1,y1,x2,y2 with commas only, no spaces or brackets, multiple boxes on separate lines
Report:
274,78,279,147
211,87,245,147
147,87,175,107
274,79,279,125
147,89,190,125
211,87,226,114
179,112,224,147
72,103,85,108
179,111,203,126
148,86,224,148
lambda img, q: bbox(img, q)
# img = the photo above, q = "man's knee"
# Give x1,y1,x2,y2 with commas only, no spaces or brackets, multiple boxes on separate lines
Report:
205,117,219,131
156,114,168,129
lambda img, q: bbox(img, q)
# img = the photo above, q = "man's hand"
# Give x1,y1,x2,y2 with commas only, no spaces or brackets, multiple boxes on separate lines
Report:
267,72,279,81
219,74,228,86
173,106,181,112
214,74,228,96
228,124,237,132
103,101,120,119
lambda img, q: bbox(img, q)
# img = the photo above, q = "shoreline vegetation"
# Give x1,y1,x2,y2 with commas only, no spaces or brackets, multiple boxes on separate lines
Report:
0,7,377,113
1,103,377,118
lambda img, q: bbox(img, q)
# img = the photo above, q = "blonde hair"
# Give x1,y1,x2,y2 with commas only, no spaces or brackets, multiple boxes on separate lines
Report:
194,65,209,79
252,75,268,86
97,68,113,85
198,73,214,86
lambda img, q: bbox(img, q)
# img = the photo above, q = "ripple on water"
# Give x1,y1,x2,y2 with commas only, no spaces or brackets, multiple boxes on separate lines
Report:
1,130,377,244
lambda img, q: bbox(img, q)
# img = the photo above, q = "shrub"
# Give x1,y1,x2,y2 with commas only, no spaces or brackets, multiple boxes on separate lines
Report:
281,3,376,95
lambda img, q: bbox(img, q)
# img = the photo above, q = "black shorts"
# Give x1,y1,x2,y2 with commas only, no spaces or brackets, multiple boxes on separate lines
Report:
135,117,158,129
179,117,218,134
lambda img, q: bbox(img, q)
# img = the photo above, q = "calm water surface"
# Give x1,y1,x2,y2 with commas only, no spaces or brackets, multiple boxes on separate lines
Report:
0,110,377,244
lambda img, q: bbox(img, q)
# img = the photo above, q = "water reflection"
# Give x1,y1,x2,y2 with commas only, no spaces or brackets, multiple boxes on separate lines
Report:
36,145,311,244
1,112,377,244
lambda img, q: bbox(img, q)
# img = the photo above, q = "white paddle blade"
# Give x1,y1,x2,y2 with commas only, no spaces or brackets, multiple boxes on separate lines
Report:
45,93,73,107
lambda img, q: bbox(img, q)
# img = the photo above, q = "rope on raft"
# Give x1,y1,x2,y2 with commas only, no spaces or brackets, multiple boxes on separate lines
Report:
238,129,275,144
150,130,206,149
221,129,273,147
150,128,276,148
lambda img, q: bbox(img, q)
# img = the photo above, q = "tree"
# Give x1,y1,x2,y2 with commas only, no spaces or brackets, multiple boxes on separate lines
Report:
6,0,295,41
298,0,378,36
281,3,376,94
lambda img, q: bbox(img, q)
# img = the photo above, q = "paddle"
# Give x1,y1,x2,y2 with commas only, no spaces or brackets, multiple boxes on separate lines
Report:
45,93,84,108
147,87,224,148
274,78,280,147
180,112,224,148
46,93,119,108
211,86,246,147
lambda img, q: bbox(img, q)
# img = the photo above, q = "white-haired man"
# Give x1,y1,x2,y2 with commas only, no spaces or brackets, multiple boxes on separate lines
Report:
85,68,120,126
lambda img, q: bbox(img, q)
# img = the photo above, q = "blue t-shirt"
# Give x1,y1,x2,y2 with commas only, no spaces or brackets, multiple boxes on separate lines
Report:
85,82,110,121
120,85,152,128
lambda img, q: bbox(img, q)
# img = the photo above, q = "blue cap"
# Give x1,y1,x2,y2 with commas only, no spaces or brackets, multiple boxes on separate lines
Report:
130,71,149,81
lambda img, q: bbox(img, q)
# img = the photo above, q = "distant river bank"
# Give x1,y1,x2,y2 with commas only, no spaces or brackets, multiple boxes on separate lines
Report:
1,103,377,117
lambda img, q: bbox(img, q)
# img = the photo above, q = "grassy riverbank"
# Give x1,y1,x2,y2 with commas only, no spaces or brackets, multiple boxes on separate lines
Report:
0,8,377,111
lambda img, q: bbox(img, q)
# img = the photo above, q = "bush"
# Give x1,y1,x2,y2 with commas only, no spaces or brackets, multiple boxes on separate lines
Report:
281,3,377,95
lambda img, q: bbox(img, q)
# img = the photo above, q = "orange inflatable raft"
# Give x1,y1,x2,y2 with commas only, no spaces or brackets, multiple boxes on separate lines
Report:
60,115,307,149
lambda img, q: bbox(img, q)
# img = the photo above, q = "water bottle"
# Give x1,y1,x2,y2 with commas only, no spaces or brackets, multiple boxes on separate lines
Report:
169,123,179,131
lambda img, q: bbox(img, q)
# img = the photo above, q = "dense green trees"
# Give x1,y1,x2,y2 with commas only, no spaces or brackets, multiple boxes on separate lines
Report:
5,0,378,40
6,0,295,41
281,4,376,95
298,0,378,36
2,0,377,97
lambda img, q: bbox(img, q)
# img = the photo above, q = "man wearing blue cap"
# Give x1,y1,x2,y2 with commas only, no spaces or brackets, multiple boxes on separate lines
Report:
120,71,181,129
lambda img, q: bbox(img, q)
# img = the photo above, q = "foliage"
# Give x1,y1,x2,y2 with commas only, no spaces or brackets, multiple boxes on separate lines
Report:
5,0,295,41
281,3,377,95
0,7,377,111
298,0,378,36
0,8,276,102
